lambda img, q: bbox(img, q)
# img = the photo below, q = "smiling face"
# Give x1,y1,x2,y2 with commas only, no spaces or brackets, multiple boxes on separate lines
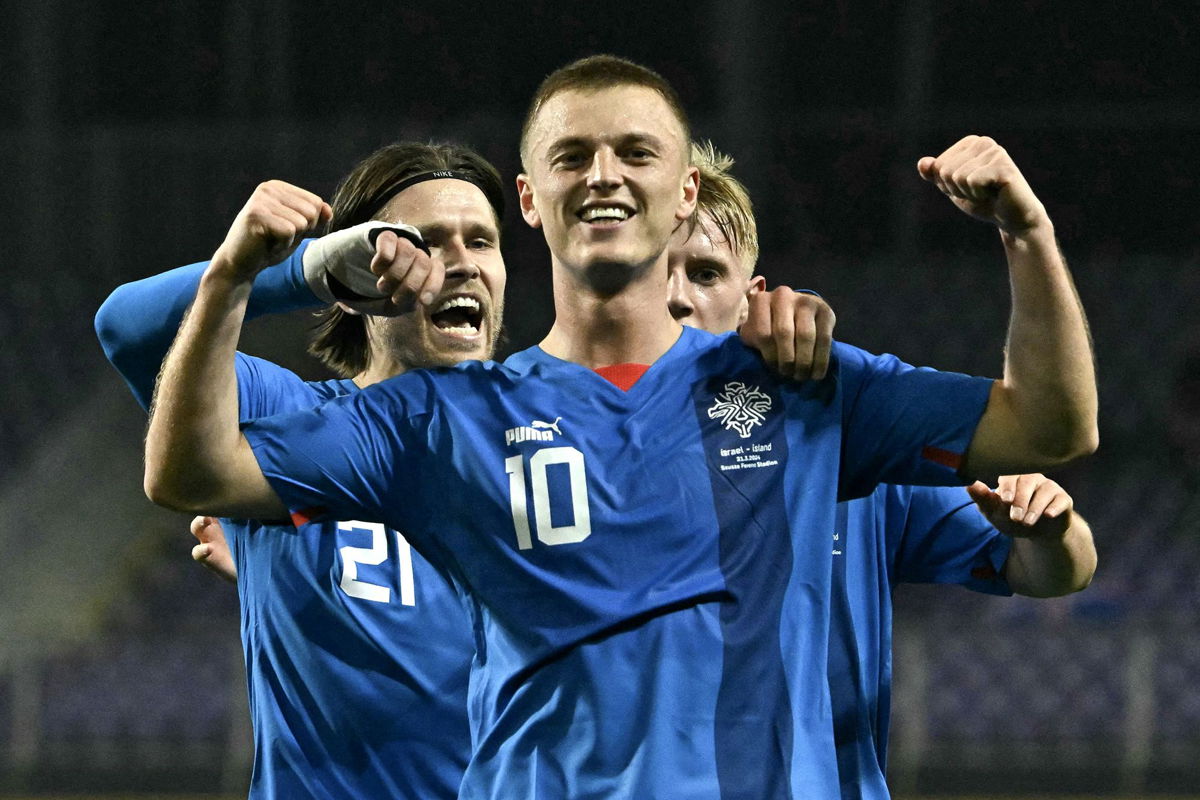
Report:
667,210,763,333
517,85,698,281
365,178,506,371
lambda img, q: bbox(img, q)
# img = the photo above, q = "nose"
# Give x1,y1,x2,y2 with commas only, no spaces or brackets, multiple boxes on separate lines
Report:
586,148,623,192
440,240,481,282
667,269,693,320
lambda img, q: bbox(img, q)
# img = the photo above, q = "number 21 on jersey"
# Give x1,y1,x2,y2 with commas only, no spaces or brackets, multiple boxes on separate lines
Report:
505,446,592,550
338,521,416,605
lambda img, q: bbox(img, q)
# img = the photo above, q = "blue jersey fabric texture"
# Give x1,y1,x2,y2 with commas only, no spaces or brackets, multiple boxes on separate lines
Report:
830,485,1013,799
96,248,474,800
242,325,994,799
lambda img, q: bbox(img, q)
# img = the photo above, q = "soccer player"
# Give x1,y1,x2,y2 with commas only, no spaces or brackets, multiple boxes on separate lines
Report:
96,141,507,798
142,55,1097,798
670,141,1097,798
102,138,834,798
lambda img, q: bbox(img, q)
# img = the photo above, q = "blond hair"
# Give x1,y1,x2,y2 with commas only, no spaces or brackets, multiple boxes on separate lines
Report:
690,140,758,274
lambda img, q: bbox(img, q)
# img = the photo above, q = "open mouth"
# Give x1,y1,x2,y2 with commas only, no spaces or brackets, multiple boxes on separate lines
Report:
577,204,634,226
430,295,484,337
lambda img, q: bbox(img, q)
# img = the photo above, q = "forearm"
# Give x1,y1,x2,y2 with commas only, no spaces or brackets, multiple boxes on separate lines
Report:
143,263,285,518
1004,510,1096,597
967,223,1098,475
95,244,318,410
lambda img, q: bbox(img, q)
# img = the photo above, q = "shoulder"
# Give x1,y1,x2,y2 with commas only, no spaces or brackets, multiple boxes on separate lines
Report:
830,342,909,377
362,358,519,407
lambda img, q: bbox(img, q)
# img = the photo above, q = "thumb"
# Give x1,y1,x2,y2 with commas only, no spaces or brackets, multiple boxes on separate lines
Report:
916,156,938,181
966,481,1001,516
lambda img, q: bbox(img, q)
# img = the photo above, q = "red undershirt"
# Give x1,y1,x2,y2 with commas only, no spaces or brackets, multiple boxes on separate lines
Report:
593,363,651,392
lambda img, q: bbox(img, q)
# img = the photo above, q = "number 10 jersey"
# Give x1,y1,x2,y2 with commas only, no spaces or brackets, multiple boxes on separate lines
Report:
243,326,993,800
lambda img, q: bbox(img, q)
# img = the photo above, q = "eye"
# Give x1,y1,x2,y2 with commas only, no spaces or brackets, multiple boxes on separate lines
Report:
625,147,654,161
690,267,722,285
554,151,587,169
469,237,495,251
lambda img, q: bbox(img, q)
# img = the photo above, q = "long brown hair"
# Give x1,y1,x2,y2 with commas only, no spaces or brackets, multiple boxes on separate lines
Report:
308,142,504,377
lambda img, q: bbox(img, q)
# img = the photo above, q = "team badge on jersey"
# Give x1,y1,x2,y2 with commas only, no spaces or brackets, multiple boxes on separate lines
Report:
707,382,772,438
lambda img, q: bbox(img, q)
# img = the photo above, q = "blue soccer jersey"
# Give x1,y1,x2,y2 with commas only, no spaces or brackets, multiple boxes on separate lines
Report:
243,326,993,799
96,251,474,799
828,485,1013,799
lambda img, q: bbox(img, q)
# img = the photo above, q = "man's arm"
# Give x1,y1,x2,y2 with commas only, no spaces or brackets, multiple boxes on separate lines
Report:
917,136,1099,477
143,181,439,518
967,474,1096,597
143,181,331,518
95,240,321,411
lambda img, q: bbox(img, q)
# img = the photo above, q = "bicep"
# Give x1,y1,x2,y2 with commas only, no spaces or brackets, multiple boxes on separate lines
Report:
222,435,291,520
961,382,1035,479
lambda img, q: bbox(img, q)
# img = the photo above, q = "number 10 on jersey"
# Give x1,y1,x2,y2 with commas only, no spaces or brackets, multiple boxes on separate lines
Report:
505,446,592,549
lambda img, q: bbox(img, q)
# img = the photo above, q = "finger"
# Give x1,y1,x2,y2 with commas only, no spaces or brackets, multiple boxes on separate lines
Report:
370,230,399,276
916,156,939,182
1043,493,1073,519
966,480,1000,513
279,194,329,232
805,299,834,380
744,293,778,367
995,474,1018,503
1008,473,1043,522
1020,481,1061,524
416,258,446,308
269,205,312,248
391,251,434,308
771,290,798,380
791,302,818,382
955,157,1002,204
190,515,214,540
192,543,211,563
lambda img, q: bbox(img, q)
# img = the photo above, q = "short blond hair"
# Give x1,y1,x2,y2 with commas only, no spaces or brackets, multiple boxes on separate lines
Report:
690,140,758,275
520,55,691,170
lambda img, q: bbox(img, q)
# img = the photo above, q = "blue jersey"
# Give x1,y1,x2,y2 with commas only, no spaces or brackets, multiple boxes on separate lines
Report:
96,249,474,799
829,485,1012,799
243,326,993,799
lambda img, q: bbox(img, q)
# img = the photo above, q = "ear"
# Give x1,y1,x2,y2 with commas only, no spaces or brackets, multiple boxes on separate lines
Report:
736,276,765,328
674,165,700,222
516,174,542,229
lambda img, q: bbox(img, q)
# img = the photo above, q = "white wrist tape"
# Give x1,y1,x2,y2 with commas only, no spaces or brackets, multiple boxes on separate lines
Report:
302,220,425,303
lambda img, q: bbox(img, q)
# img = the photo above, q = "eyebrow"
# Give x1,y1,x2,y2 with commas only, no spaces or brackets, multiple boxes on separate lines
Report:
547,132,667,155
687,256,730,273
417,219,500,241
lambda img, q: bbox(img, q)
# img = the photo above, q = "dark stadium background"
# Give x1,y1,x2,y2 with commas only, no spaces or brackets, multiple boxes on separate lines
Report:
2,1,1198,797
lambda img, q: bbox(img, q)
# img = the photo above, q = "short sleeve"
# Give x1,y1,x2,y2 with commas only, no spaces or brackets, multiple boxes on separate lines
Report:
241,380,427,530
836,343,993,500
888,485,1013,596
234,353,315,422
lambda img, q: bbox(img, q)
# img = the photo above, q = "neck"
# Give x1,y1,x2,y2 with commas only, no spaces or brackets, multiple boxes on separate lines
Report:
353,358,406,389
540,253,682,368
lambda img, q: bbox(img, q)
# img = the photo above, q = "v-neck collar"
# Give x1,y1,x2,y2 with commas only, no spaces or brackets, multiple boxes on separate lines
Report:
513,326,714,401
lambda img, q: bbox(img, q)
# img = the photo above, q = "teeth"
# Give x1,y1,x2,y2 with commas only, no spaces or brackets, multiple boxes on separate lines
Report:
581,206,629,222
439,324,478,335
435,296,481,314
